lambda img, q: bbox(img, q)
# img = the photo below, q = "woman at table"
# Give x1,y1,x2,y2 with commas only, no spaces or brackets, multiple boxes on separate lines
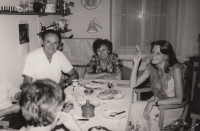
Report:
84,38,123,80
130,40,185,131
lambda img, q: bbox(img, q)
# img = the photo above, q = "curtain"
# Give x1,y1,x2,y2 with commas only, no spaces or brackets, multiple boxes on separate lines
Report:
111,0,185,56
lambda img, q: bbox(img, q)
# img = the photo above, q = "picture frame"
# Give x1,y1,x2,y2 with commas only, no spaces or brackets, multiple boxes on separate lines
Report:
81,0,101,10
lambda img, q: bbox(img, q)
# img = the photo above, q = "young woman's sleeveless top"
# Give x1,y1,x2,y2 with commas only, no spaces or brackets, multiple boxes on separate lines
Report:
147,63,186,99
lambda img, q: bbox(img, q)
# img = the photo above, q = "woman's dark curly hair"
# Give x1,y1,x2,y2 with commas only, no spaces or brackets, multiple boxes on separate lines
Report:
93,38,113,55
151,40,178,73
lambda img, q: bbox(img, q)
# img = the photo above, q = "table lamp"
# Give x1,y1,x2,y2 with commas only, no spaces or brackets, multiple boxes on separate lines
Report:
87,18,102,33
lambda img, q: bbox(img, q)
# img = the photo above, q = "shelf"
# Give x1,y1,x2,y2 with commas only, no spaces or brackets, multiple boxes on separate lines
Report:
37,29,72,35
0,11,72,17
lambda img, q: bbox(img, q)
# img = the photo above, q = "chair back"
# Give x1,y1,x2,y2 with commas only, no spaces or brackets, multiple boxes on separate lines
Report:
122,66,132,80
182,61,191,98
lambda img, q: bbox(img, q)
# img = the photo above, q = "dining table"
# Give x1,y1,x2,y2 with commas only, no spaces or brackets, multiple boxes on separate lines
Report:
55,79,134,131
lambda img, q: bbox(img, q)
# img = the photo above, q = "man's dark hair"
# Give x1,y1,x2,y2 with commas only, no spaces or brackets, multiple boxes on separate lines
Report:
41,30,62,43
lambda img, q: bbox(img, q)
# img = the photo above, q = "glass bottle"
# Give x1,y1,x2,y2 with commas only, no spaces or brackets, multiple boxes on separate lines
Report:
55,0,60,13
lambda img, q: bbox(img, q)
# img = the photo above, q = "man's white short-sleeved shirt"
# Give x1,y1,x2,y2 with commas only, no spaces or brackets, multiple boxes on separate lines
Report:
22,48,73,83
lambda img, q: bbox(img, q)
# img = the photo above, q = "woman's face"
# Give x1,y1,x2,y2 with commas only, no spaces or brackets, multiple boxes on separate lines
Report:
97,45,109,60
150,45,167,64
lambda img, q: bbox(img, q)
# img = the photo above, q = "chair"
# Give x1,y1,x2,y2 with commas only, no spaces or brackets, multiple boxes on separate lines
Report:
159,94,189,131
190,113,200,131
73,65,87,78
135,61,191,131
122,66,132,80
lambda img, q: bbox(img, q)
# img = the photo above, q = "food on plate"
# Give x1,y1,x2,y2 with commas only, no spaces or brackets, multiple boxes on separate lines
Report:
62,101,74,112
97,89,123,100
88,126,109,131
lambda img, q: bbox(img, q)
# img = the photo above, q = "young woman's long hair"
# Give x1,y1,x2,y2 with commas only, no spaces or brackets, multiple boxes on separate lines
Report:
151,40,178,73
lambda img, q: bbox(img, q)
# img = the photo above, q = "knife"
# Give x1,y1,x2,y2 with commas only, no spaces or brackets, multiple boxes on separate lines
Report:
77,119,89,121
110,111,125,117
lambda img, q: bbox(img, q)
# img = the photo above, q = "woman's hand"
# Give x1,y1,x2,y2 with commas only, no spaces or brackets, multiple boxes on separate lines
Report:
143,100,154,120
133,48,142,64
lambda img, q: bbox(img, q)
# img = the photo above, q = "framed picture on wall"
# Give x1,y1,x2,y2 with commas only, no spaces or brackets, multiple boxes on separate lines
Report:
19,24,29,44
81,0,101,10
18,20,30,55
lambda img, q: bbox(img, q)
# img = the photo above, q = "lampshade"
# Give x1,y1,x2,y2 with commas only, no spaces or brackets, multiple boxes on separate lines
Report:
87,20,98,33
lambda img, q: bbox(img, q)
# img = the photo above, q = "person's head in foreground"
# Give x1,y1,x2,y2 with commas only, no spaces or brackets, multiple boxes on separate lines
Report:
41,29,62,57
150,40,178,73
93,38,113,60
19,79,65,130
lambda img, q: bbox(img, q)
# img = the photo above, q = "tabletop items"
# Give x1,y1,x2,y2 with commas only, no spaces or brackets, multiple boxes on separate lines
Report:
63,79,132,131
81,100,95,118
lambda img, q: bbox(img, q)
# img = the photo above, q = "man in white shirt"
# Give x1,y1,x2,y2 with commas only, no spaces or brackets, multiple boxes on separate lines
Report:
0,76,21,118
22,30,79,88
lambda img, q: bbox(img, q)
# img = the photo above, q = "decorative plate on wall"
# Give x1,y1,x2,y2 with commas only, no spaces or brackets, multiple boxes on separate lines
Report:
81,0,101,10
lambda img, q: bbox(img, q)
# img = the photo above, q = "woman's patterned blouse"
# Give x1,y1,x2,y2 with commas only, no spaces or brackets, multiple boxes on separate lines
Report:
147,63,187,99
86,52,123,74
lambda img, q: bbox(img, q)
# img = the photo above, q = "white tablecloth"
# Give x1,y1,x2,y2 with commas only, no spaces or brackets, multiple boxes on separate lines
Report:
63,79,133,131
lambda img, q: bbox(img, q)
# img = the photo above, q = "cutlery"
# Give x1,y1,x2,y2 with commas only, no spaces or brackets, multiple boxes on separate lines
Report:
91,81,103,84
77,119,89,121
110,111,125,117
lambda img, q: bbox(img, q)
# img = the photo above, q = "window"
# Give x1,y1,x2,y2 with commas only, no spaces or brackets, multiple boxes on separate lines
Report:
111,0,185,56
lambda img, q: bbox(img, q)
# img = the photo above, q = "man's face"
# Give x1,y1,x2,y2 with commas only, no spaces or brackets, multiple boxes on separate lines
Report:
43,33,60,56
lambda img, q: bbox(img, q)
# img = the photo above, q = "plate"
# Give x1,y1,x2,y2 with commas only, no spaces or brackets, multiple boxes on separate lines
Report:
91,80,108,84
97,90,125,100
84,86,103,91
79,100,100,107
73,116,86,125
103,110,126,120
88,126,109,131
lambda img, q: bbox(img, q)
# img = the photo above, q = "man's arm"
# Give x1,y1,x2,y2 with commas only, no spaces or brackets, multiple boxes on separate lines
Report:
59,68,79,88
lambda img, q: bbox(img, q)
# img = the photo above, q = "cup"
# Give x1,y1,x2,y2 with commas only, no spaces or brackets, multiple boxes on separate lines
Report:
72,79,79,87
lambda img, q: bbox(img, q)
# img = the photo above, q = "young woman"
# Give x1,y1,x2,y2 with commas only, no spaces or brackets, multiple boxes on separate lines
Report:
130,40,185,131
84,38,123,80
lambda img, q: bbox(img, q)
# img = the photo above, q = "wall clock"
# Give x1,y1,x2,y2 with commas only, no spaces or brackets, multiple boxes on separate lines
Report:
81,0,101,10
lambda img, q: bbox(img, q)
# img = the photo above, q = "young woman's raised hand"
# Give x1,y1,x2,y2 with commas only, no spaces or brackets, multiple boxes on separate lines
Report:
133,45,142,64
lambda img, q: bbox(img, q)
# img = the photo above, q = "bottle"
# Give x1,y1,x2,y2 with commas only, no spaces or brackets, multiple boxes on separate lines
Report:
55,0,60,13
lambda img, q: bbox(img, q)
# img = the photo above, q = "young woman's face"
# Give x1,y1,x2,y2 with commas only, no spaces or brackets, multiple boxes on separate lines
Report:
43,33,60,57
97,45,109,60
150,45,167,64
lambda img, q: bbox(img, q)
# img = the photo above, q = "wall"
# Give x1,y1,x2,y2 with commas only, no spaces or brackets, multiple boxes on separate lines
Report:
181,0,200,60
62,0,110,39
0,0,110,87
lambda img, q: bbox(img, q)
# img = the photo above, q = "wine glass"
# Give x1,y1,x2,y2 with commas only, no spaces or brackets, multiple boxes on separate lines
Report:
108,81,113,89
20,1,28,12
